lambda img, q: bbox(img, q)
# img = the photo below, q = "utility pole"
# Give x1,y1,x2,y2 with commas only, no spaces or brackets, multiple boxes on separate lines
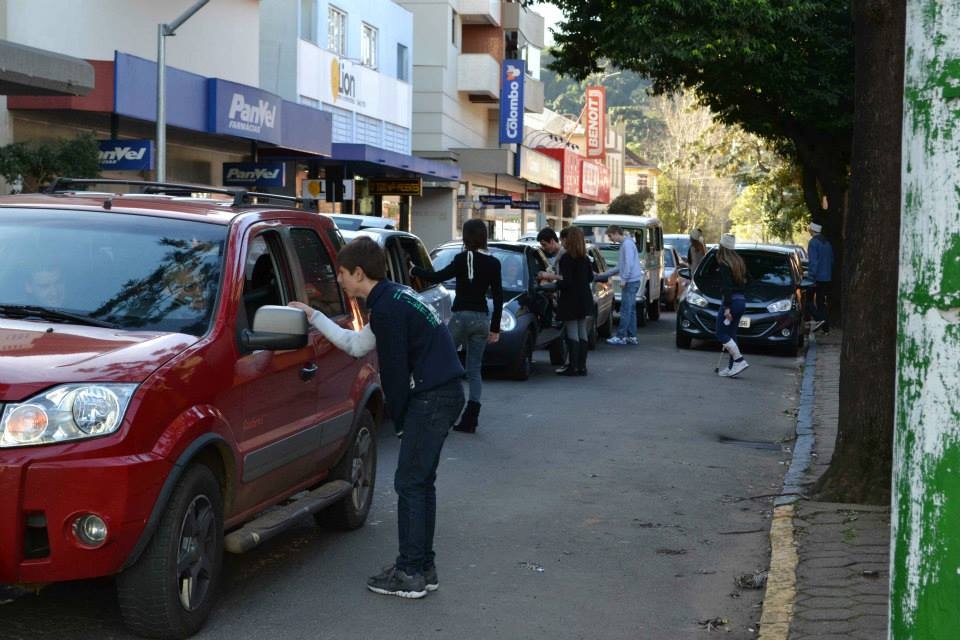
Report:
156,0,210,182
892,1,960,637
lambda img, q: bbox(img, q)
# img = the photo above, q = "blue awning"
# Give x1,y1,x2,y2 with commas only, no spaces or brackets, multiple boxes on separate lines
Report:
331,143,460,182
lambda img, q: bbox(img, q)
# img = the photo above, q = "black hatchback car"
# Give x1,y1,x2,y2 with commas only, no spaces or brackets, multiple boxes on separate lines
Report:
675,244,813,356
430,241,565,379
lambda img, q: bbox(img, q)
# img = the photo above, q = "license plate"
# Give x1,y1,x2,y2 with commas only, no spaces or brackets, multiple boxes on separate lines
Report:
739,317,751,329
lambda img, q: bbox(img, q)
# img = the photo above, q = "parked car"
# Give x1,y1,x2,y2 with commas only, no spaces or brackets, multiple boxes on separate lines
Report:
663,233,693,265
675,244,812,356
661,244,686,311
430,241,565,379
572,213,665,325
341,228,452,325
323,213,395,231
0,179,384,638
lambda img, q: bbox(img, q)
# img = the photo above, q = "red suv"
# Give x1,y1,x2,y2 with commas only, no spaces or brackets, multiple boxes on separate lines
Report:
0,180,383,638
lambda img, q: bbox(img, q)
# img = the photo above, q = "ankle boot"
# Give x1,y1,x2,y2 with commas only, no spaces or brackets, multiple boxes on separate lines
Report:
577,340,589,375
453,400,481,433
557,339,579,376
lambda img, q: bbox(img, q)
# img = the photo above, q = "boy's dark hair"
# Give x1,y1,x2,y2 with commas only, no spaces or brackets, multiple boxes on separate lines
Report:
462,218,488,251
337,236,386,280
559,227,569,239
536,227,559,243
606,225,623,235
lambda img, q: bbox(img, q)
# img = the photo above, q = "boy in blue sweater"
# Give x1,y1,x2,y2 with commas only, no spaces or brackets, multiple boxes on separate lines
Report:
290,236,464,599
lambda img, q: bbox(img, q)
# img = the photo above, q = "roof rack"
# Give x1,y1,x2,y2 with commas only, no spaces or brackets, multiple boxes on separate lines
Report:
46,178,304,208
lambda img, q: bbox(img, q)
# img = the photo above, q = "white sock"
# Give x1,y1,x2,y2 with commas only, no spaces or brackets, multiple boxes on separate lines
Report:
723,339,742,361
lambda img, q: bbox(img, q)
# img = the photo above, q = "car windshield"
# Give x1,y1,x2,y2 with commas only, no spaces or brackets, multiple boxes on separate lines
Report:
665,236,691,261
696,250,795,290
664,248,676,268
429,246,529,293
0,208,226,335
328,215,362,231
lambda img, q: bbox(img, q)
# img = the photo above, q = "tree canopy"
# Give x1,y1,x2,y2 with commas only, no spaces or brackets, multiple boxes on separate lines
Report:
607,190,654,216
0,133,100,193
542,0,854,225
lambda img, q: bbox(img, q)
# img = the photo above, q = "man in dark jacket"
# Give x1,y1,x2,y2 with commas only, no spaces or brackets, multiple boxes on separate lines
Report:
806,222,834,334
290,237,464,600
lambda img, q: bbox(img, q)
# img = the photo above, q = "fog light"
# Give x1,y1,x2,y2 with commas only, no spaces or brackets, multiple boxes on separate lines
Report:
73,514,108,547
681,319,691,328
781,328,791,337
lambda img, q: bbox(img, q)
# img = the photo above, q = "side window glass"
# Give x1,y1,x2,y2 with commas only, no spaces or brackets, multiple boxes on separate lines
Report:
399,237,433,292
242,233,287,327
382,239,401,284
290,228,345,317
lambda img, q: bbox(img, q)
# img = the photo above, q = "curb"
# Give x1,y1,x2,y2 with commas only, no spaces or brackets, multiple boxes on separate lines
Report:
758,333,819,640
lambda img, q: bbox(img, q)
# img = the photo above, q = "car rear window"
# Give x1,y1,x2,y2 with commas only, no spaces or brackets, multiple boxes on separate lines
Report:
0,208,227,335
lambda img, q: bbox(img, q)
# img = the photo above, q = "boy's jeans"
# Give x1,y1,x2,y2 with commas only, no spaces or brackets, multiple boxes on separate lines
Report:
618,280,641,338
394,379,465,575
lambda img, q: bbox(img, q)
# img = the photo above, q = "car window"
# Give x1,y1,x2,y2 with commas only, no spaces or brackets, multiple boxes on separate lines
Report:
241,232,291,328
0,208,226,336
664,249,675,268
290,228,345,317
398,236,435,293
697,251,795,288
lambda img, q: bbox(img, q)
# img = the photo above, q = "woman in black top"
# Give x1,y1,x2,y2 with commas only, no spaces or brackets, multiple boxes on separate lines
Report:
539,226,593,376
716,233,749,378
411,219,503,432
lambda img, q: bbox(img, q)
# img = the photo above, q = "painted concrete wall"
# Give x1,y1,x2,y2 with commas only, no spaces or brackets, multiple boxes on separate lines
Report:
2,0,260,85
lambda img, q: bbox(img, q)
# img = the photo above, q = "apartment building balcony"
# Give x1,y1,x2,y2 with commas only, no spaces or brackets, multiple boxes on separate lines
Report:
460,0,501,25
524,75,544,113
501,2,545,48
458,53,500,102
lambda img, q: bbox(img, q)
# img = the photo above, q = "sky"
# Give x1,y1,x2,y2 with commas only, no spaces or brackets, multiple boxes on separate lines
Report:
532,2,563,45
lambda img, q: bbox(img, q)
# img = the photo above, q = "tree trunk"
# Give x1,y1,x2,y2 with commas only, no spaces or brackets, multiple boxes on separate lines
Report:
814,0,904,505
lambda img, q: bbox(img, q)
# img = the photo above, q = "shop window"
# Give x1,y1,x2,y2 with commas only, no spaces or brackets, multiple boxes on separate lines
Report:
361,23,378,68
300,0,317,44
328,5,347,55
397,43,409,82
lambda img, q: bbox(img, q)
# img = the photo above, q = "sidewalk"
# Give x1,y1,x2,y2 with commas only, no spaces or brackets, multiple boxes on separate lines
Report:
759,330,891,639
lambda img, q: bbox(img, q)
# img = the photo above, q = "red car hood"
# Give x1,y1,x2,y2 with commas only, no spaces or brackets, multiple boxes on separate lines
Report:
0,320,197,400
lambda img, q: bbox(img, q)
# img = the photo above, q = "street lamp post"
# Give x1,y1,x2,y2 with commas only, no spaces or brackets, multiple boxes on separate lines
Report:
156,0,210,182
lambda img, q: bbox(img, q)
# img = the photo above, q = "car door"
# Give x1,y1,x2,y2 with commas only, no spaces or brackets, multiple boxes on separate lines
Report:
527,248,562,347
229,229,326,513
397,235,452,324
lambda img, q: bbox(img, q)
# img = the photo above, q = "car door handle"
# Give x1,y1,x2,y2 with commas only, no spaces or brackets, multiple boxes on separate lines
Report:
300,363,318,381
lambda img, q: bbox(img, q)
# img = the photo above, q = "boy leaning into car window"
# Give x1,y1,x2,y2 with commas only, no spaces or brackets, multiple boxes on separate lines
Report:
289,236,464,600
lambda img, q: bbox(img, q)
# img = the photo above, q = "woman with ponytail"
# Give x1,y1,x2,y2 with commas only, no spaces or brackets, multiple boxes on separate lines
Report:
716,234,750,378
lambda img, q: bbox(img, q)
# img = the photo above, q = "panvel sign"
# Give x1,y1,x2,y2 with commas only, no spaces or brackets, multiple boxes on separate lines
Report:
208,79,282,145
222,162,286,188
585,86,606,160
98,139,154,171
499,59,525,144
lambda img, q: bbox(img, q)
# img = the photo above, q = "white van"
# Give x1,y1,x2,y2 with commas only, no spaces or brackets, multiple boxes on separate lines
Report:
571,213,665,324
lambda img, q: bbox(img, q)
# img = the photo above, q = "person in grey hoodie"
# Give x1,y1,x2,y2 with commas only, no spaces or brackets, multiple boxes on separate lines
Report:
595,225,643,345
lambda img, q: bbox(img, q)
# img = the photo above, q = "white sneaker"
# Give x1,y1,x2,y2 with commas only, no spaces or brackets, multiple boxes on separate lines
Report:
606,336,627,345
719,359,749,378
626,337,639,345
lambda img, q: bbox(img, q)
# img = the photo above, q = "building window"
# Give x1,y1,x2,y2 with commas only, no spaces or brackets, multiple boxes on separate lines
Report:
638,174,649,189
300,0,317,44
361,23,378,68
397,43,409,82
328,5,346,55
451,10,458,46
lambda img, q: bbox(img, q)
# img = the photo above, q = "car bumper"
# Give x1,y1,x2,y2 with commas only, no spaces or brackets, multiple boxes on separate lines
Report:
676,301,802,344
0,451,170,585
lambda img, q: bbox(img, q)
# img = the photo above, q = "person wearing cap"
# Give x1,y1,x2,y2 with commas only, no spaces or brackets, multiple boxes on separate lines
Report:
716,233,750,377
687,228,706,273
806,222,834,334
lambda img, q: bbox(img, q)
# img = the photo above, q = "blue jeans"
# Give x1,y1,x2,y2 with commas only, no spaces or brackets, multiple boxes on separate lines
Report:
448,310,489,403
618,280,641,338
715,294,746,343
564,319,588,341
394,379,465,575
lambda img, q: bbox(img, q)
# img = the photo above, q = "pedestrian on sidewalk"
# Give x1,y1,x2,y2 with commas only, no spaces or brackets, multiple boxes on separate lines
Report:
538,226,593,376
595,224,643,346
805,222,833,334
687,228,706,272
411,218,502,433
716,233,750,378
290,236,465,600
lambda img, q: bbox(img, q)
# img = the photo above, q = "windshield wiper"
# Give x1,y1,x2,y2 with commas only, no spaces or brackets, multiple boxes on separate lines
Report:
0,305,121,329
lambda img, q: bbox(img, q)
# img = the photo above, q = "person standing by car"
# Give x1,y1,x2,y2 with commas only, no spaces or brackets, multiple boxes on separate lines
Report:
805,222,834,334
290,237,465,600
595,225,642,345
716,234,750,378
688,228,707,272
538,226,593,376
411,219,502,433
537,226,564,270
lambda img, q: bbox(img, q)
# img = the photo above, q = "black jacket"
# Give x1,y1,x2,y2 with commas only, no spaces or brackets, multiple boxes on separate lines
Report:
367,280,464,431
413,250,504,333
719,263,747,306
556,253,594,321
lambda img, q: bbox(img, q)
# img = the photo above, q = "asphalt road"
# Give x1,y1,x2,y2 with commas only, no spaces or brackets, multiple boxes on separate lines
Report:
2,312,802,639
